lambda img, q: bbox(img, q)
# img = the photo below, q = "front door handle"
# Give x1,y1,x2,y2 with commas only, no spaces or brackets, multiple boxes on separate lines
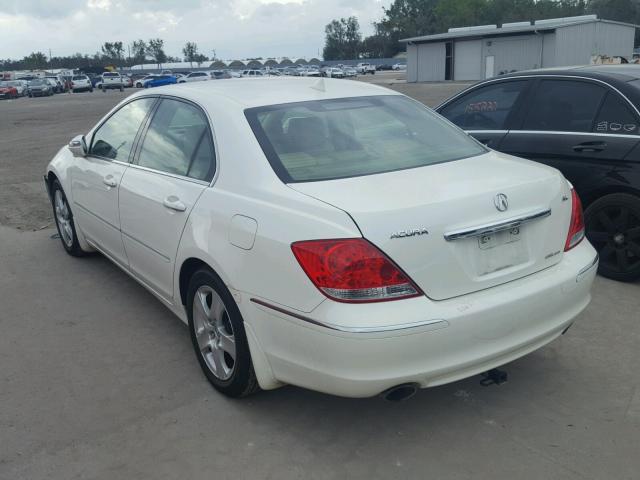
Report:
573,141,606,153
163,196,187,212
103,176,117,188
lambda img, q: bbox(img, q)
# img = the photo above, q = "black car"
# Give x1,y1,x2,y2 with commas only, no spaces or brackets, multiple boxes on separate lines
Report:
436,65,640,282
27,78,53,97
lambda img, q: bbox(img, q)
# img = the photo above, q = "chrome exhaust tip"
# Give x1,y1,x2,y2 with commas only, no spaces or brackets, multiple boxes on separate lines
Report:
381,383,419,402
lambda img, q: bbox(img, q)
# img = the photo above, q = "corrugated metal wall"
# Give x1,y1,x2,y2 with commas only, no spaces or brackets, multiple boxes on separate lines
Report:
555,22,597,65
482,35,544,76
415,42,446,81
554,22,634,65
407,44,418,82
454,40,483,80
542,33,556,67
594,22,635,58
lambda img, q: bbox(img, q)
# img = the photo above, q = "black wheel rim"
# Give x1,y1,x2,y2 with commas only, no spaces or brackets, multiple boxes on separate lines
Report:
587,205,640,273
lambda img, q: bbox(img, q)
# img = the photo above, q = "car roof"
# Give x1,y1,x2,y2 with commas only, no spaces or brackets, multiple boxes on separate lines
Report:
130,77,397,109
438,64,640,110
497,64,640,83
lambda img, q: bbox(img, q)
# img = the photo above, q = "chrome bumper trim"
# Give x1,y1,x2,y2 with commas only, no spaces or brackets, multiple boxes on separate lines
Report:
576,253,599,282
444,209,552,241
250,298,446,334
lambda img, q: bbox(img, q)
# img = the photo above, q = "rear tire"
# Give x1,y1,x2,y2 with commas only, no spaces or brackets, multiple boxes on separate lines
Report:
187,269,260,398
584,193,640,282
50,179,87,257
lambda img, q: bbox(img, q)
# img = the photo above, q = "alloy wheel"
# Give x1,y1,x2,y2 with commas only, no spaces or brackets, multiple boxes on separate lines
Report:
54,190,74,248
192,286,236,381
587,205,640,274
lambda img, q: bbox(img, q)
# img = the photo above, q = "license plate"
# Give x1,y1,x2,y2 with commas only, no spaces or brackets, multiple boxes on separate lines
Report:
478,226,521,250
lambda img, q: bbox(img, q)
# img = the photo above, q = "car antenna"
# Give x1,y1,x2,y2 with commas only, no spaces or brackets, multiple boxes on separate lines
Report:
310,77,325,92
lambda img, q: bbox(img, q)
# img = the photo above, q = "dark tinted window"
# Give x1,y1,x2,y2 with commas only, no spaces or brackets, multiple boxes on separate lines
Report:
593,91,639,135
137,99,215,181
523,80,605,132
90,97,156,161
439,80,527,130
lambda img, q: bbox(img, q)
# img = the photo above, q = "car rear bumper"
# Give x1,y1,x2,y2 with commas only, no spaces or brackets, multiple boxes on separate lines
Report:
242,240,598,397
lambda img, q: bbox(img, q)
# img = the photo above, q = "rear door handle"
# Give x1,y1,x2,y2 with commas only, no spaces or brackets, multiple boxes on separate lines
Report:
572,141,606,153
163,196,186,212
103,176,117,188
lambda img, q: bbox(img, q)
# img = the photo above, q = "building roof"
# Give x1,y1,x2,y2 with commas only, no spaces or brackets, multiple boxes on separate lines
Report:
400,15,639,44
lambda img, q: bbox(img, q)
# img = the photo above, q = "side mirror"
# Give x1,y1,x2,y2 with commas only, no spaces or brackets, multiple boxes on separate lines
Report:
68,135,87,158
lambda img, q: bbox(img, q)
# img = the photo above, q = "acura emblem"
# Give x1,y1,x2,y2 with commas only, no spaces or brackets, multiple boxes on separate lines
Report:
494,193,509,212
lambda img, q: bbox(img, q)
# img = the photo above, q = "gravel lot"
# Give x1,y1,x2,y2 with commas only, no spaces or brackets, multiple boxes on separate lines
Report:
1,74,638,479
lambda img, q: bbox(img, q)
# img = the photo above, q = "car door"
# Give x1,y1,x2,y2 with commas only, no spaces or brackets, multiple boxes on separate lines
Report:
119,97,216,300
437,79,532,149
71,96,158,267
498,78,640,195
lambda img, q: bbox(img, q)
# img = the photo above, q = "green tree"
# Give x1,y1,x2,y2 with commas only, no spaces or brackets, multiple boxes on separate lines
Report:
131,39,147,65
22,51,48,69
146,38,167,69
192,53,209,65
323,16,362,60
182,41,198,66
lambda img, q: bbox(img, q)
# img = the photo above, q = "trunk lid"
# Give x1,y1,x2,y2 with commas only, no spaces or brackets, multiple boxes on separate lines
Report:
289,151,572,300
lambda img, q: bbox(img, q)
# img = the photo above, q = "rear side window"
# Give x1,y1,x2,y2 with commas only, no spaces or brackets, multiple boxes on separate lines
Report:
593,91,639,135
90,97,156,161
523,80,605,132
136,98,215,182
246,95,486,183
439,80,528,130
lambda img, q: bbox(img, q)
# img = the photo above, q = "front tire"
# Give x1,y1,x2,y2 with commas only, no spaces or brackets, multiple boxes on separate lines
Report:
50,179,86,257
584,193,640,282
187,269,260,398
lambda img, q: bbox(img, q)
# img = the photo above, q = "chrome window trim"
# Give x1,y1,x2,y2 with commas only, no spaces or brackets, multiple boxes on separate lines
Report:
124,162,211,186
250,298,447,334
501,130,640,140
466,129,509,135
437,74,640,121
444,208,551,241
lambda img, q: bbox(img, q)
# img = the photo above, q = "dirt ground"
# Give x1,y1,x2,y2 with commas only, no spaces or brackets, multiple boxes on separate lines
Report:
0,73,471,231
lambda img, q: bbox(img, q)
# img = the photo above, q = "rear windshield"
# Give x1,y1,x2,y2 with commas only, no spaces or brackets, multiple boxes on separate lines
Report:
245,95,486,183
103,73,119,77
72,75,87,80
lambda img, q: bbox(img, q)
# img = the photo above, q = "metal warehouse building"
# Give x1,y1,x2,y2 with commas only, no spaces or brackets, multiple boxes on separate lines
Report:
401,15,637,82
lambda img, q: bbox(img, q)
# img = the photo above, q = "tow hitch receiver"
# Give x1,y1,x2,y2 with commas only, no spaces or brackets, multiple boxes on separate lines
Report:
480,368,508,386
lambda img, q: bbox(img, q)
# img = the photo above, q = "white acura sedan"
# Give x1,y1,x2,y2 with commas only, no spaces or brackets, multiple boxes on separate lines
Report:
44,78,598,399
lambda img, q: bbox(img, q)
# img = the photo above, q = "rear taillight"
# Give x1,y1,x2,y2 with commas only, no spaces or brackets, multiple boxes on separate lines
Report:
291,238,422,303
564,188,585,251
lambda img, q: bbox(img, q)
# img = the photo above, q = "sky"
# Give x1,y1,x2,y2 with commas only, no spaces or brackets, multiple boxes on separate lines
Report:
0,0,391,61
